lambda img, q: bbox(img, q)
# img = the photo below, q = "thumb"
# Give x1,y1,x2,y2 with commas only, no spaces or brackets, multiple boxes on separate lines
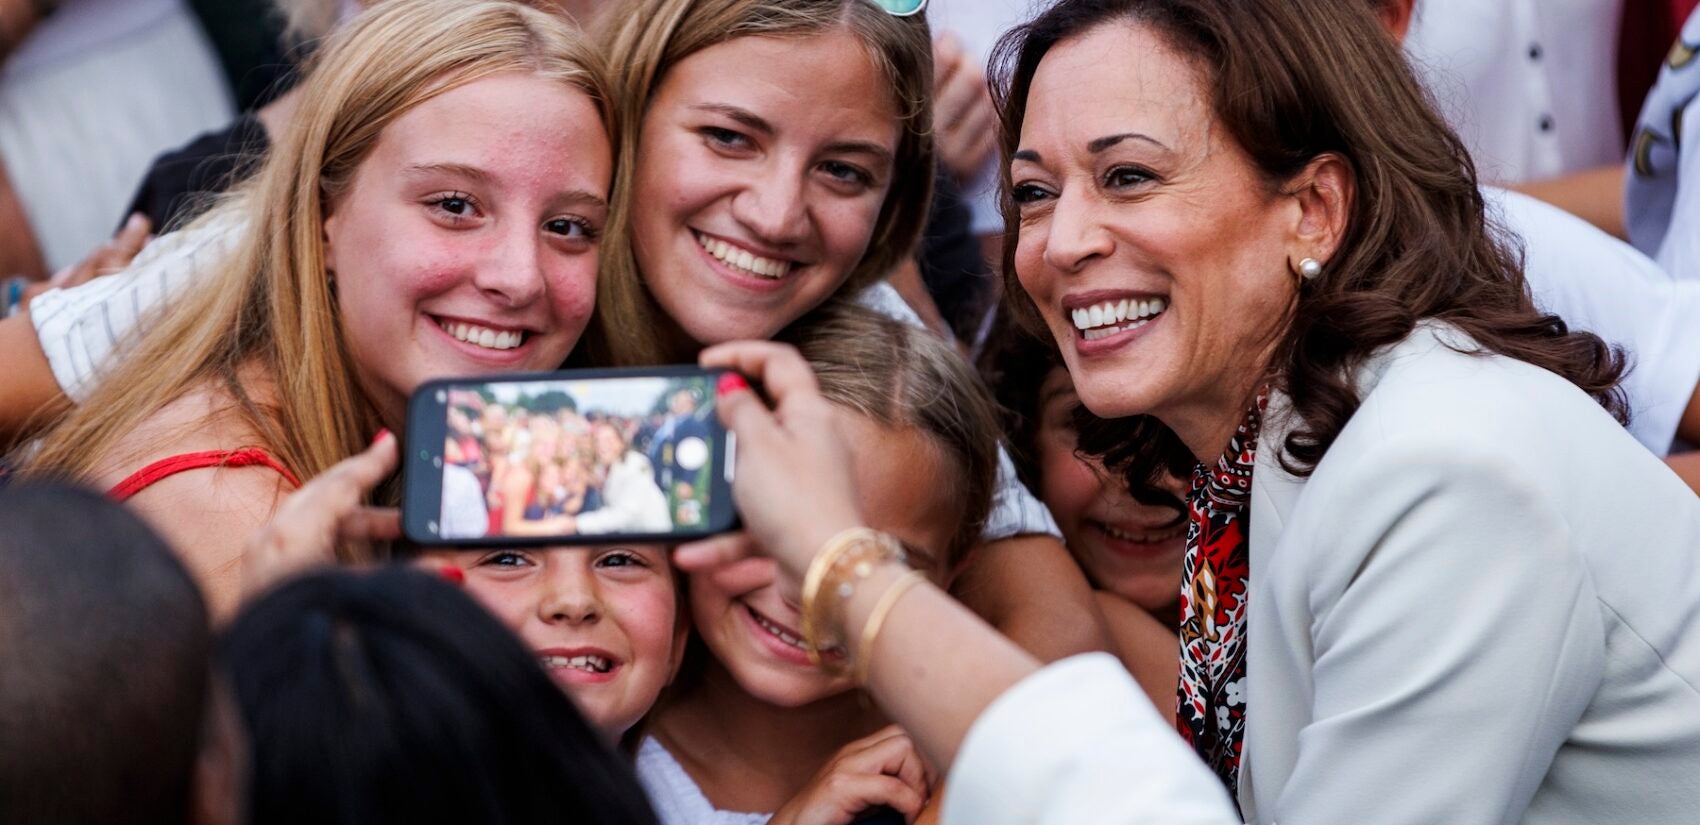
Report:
339,430,400,490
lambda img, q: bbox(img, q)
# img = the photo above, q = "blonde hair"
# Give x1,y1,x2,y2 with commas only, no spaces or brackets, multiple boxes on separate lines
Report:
25,0,612,523
575,0,935,367
779,300,999,579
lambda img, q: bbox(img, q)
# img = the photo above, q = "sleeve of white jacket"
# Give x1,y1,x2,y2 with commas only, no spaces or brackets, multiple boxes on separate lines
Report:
944,653,1242,825
1268,436,1601,824
30,214,245,402
574,458,670,535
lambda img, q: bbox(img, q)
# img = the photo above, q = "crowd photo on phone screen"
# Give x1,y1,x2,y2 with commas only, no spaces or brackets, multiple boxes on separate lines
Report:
3,1,1700,824
439,376,718,539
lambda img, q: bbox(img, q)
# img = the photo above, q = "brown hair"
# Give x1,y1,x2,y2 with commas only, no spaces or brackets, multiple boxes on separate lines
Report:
778,300,999,579
575,0,935,367
989,0,1626,494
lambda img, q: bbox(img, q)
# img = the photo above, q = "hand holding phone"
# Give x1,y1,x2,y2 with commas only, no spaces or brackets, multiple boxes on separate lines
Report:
403,366,738,546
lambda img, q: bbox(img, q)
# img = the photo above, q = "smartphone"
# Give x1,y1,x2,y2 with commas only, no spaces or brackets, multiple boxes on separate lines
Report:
403,366,737,546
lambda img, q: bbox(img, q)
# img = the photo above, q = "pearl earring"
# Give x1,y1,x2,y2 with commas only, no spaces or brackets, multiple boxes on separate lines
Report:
1298,257,1323,279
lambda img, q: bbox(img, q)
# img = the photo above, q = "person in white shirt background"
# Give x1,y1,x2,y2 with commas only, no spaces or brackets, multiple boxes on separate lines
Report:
1627,4,1700,280
0,0,231,280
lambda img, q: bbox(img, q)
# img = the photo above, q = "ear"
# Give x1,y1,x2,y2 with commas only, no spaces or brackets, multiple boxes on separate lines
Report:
1288,152,1354,266
1376,0,1416,44
321,193,341,275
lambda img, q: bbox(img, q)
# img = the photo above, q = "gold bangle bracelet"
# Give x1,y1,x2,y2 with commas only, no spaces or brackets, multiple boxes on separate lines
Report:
800,528,881,666
800,528,905,670
853,569,927,685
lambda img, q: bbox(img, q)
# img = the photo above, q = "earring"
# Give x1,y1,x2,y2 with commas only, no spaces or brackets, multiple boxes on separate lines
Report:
1298,257,1323,279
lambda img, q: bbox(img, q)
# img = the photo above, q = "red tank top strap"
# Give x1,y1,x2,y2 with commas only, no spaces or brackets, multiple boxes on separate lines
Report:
108,448,302,502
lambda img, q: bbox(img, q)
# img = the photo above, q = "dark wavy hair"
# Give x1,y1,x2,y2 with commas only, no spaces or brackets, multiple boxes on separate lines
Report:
988,0,1627,496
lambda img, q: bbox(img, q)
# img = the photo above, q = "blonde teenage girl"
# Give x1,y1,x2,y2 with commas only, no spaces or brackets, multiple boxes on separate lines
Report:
16,0,615,617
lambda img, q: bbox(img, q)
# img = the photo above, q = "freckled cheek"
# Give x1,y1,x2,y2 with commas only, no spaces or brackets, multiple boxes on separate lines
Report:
616,587,682,656
544,259,599,330
460,578,530,630
393,241,484,298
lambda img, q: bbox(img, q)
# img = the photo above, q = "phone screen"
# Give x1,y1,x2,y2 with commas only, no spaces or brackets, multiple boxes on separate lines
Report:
405,368,734,545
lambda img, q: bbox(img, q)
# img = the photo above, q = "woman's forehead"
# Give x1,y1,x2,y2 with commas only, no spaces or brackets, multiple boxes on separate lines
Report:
1020,22,1213,159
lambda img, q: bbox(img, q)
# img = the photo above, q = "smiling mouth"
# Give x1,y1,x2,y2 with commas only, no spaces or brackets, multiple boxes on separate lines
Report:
695,231,795,280
539,653,614,674
433,316,530,351
746,604,843,658
1071,297,1167,341
748,604,807,649
1089,518,1187,545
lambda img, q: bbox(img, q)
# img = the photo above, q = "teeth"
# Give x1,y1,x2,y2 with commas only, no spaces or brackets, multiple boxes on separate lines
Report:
1082,317,1153,341
750,609,807,650
539,654,612,673
697,232,792,280
1101,522,1185,543
437,318,525,351
1071,297,1167,331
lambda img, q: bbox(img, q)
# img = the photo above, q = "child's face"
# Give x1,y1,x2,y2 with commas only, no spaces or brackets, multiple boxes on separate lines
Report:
689,410,960,707
427,545,685,739
1034,367,1188,619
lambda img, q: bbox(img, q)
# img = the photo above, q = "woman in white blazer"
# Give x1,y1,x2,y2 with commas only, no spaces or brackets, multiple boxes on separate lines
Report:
667,0,1700,823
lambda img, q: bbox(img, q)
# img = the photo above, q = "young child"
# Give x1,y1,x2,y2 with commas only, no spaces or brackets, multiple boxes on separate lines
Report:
982,322,1183,706
222,567,660,825
422,542,688,744
636,301,999,825
242,436,687,746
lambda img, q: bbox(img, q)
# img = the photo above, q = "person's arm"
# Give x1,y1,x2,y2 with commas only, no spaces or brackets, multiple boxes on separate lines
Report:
0,151,47,281
0,305,65,450
574,459,669,535
1265,437,1599,824
951,534,1109,662
1094,591,1179,711
1510,164,1627,240
500,466,546,536
678,341,1240,825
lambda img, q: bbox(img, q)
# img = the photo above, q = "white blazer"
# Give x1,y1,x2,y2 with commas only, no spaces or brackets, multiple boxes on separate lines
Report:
1239,322,1700,823
944,323,1700,825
